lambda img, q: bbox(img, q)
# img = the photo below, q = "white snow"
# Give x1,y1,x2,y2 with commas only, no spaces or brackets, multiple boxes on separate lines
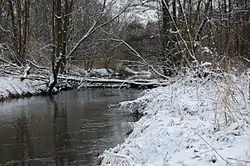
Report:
124,67,153,79
124,67,151,75
90,68,113,77
0,76,47,100
100,73,250,166
89,68,119,77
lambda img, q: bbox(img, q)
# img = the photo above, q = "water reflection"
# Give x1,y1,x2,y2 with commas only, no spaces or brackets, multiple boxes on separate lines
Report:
51,96,71,165
15,109,32,165
0,89,140,166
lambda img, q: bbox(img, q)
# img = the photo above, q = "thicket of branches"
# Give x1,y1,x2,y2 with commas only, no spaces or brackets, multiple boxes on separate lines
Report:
158,0,250,75
0,0,250,88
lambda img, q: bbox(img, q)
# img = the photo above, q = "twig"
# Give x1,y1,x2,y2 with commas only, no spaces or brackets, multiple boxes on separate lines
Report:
66,0,133,59
191,128,234,166
110,38,170,80
27,60,47,70
227,157,250,164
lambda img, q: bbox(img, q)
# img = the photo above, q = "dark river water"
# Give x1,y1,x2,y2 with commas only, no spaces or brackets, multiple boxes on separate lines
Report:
0,89,140,166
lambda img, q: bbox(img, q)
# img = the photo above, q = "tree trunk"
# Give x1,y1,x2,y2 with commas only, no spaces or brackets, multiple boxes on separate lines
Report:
49,0,74,94
7,0,30,65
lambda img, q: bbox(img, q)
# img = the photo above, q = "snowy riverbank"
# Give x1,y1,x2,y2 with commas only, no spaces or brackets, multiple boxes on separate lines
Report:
0,65,162,101
0,76,47,101
100,73,250,166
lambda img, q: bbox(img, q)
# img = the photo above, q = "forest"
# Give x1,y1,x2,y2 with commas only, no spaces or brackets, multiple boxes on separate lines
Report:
0,0,250,93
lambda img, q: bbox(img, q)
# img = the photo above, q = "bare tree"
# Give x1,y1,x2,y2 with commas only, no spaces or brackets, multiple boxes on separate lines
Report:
6,0,30,65
48,0,133,94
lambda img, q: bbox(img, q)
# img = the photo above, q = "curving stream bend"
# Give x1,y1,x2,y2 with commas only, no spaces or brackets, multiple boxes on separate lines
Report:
0,89,141,166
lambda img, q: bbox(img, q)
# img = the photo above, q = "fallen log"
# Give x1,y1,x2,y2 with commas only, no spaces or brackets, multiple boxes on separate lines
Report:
62,77,170,89
20,73,169,90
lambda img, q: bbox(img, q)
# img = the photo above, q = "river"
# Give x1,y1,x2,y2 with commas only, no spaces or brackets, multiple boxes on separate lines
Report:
0,89,141,166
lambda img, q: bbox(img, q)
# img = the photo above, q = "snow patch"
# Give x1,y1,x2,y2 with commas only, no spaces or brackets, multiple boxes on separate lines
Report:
89,68,119,77
0,76,47,100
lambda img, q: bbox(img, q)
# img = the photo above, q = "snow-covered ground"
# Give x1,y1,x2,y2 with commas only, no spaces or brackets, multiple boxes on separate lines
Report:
0,76,47,100
100,73,250,166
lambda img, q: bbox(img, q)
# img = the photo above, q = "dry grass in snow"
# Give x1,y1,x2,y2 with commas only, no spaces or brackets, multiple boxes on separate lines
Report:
100,71,250,166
